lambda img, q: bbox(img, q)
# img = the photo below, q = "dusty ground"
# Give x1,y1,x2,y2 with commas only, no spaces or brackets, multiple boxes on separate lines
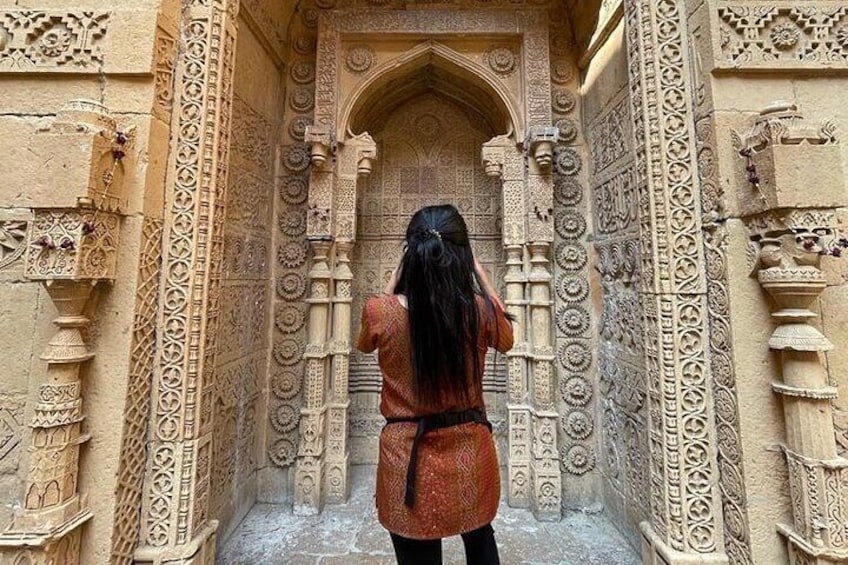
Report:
218,466,639,564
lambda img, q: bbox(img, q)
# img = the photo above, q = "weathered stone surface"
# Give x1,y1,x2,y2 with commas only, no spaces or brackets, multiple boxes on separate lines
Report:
0,1,847,564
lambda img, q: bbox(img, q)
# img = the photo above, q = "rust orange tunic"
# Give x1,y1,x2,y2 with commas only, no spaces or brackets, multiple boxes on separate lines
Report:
356,293,514,540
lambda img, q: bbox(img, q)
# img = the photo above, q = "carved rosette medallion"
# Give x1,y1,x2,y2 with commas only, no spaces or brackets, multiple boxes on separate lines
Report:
485,45,517,76
345,44,374,73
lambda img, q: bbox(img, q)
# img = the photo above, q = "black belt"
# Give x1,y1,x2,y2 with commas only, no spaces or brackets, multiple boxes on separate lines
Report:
385,408,492,508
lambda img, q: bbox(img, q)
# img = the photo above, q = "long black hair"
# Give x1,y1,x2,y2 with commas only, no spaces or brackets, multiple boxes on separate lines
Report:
392,204,495,405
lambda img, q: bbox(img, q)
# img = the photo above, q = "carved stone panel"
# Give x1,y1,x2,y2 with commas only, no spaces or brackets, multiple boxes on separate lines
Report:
349,94,507,463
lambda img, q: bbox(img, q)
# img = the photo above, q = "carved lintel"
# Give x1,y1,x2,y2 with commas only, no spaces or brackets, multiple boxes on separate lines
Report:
305,125,335,168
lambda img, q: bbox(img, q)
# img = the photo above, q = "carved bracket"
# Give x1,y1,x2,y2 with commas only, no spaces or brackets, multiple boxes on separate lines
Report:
344,132,377,177
525,126,560,170
305,125,336,168
733,102,844,216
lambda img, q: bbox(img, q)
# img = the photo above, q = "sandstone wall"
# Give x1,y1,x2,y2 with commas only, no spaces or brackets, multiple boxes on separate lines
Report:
687,3,848,564
210,8,284,541
581,15,646,550
0,2,179,562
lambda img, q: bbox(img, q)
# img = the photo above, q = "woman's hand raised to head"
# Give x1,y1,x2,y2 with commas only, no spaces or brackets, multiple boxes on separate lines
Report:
473,259,505,311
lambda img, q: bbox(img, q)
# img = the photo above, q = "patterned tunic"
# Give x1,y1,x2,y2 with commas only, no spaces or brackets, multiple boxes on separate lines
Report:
356,293,514,540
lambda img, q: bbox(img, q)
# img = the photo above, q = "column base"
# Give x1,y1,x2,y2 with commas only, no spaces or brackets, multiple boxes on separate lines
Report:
293,456,324,515
778,523,848,565
134,520,218,565
640,522,729,565
0,505,91,561
324,454,350,504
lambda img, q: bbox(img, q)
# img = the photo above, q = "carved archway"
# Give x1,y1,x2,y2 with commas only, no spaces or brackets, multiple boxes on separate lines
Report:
339,40,522,139
293,10,563,521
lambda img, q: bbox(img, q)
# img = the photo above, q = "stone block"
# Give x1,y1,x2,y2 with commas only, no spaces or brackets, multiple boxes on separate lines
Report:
738,143,846,217
0,78,102,115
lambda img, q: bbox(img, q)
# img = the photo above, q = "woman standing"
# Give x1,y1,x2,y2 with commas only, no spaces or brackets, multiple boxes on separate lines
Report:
356,205,514,565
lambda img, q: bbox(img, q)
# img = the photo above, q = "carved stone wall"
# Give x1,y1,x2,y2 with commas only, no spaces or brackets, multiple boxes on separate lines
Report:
549,13,601,510
348,93,507,463
582,13,647,548
263,0,317,494
211,14,280,541
0,214,31,531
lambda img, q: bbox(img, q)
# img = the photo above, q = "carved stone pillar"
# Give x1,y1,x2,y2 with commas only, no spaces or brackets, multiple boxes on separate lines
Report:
134,2,239,562
325,242,353,504
527,242,560,521
294,240,332,514
739,104,848,565
484,136,534,509
0,100,125,565
625,1,728,563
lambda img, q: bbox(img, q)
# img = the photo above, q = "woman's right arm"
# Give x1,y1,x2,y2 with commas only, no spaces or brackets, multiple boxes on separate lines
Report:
474,260,514,353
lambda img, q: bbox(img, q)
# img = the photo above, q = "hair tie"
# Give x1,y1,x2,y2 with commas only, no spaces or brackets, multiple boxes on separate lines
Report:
427,228,442,241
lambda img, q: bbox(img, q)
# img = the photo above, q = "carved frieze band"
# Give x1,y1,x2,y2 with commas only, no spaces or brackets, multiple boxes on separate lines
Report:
111,218,163,565
715,3,848,70
140,0,239,553
626,0,724,556
0,11,109,71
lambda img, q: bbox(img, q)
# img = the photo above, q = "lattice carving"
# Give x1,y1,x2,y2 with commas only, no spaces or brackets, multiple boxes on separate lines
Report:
110,218,163,565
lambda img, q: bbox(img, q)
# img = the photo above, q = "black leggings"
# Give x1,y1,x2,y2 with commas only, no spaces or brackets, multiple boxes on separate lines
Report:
389,523,500,565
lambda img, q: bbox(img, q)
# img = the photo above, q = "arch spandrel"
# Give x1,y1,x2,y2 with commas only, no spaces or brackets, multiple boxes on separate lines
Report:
337,40,522,142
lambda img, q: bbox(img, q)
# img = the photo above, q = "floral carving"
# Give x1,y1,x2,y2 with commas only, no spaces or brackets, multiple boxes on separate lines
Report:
485,46,516,76
280,176,309,206
277,241,308,268
0,11,109,71
275,305,305,333
770,23,800,50
279,209,306,237
552,89,576,114
283,145,311,172
290,61,316,84
562,444,596,475
277,272,306,300
0,220,27,270
345,45,374,73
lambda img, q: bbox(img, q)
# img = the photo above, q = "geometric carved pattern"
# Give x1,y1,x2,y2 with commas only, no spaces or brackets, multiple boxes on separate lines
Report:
0,11,109,71
110,218,163,565
0,220,27,270
626,0,722,557
717,5,848,69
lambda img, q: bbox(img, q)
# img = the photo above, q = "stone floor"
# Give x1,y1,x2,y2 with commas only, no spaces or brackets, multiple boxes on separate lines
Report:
219,466,639,564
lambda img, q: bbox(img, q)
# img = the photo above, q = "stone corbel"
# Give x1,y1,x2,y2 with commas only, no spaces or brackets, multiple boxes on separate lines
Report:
0,100,127,565
345,132,377,177
305,125,335,168
482,135,512,178
34,99,136,213
525,126,560,170
733,101,844,216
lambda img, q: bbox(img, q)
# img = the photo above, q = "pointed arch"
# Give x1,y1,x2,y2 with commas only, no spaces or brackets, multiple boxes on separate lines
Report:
337,41,522,140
